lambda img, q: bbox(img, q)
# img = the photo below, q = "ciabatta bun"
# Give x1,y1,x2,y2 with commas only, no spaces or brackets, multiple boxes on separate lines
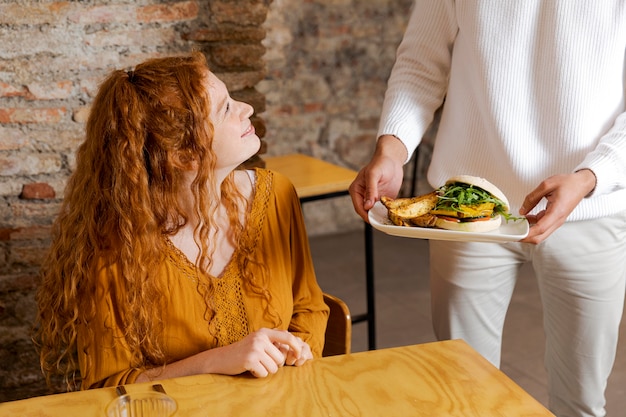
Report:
434,213,502,232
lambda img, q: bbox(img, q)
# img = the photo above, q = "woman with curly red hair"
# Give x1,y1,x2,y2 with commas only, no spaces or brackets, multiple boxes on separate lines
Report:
34,52,329,390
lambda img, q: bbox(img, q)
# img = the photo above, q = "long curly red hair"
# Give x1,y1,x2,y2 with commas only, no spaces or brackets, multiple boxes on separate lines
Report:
34,52,254,390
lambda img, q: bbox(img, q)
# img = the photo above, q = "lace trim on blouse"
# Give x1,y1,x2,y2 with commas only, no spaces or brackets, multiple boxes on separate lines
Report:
164,169,273,347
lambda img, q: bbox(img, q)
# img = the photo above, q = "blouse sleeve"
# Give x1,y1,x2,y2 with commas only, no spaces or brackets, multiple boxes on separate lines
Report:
77,264,143,389
270,170,330,357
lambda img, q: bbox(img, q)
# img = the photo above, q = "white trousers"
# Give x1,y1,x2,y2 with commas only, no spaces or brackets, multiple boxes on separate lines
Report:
429,210,626,417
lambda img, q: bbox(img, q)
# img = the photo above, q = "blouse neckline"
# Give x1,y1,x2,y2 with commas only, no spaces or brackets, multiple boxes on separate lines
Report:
164,168,272,281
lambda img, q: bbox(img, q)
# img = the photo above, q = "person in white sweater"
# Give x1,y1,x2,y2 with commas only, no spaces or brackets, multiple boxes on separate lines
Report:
349,2,626,416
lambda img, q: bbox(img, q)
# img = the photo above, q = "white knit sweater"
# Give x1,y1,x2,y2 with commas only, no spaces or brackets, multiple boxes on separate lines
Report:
378,0,626,220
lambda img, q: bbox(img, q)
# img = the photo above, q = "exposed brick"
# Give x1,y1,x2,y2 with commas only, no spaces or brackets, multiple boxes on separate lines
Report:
138,1,200,23
304,102,325,113
0,157,18,177
279,105,298,116
3,226,51,241
0,181,22,198
184,27,266,42
31,128,84,153
211,44,266,69
9,244,49,268
84,28,178,48
0,154,63,177
79,76,105,98
0,127,28,151
0,229,11,241
10,201,62,227
20,183,56,200
72,106,90,123
0,2,71,25
67,1,198,25
0,27,73,59
0,274,39,293
218,71,267,91
25,81,73,101
0,252,10,273
0,82,27,99
74,50,130,72
0,108,67,124
359,117,381,130
211,1,268,25
67,4,137,24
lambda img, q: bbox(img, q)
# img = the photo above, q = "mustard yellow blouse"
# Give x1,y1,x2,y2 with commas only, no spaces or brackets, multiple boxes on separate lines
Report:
77,169,330,389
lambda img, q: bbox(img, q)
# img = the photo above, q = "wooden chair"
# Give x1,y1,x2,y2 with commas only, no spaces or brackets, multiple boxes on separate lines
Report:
322,293,352,357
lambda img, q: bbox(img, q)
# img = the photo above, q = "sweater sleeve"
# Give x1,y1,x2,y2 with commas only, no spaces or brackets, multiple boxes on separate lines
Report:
377,0,458,163
575,109,626,197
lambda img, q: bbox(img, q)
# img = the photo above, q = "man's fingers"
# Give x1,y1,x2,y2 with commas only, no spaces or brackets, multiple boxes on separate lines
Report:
349,170,375,221
362,169,380,211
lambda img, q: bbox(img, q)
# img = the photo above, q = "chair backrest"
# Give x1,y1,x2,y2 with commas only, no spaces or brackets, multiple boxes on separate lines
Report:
322,293,352,357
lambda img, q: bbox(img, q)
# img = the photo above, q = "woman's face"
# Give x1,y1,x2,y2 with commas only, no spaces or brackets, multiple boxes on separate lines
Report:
206,72,260,173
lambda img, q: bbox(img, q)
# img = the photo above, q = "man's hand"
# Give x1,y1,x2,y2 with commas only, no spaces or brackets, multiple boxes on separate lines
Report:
520,169,596,244
349,135,408,221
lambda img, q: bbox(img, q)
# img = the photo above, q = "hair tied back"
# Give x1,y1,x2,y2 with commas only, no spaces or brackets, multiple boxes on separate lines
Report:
126,68,136,83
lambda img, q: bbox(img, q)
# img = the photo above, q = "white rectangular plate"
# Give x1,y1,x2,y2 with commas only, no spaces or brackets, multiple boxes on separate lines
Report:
368,201,529,243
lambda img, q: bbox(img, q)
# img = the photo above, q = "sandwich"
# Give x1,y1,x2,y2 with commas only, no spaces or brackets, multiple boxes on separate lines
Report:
381,175,512,233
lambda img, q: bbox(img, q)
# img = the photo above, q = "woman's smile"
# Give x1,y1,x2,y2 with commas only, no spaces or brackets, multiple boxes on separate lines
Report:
242,124,255,137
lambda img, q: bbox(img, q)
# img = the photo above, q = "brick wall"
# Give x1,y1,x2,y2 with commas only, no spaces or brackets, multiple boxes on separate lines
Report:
0,0,429,401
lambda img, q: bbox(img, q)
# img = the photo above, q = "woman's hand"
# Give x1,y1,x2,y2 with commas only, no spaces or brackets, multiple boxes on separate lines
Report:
137,328,313,383
275,337,313,367
214,328,312,377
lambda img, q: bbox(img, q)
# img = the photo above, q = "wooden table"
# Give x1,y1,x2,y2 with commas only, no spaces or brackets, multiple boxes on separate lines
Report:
264,153,357,201
0,340,554,417
264,153,377,350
